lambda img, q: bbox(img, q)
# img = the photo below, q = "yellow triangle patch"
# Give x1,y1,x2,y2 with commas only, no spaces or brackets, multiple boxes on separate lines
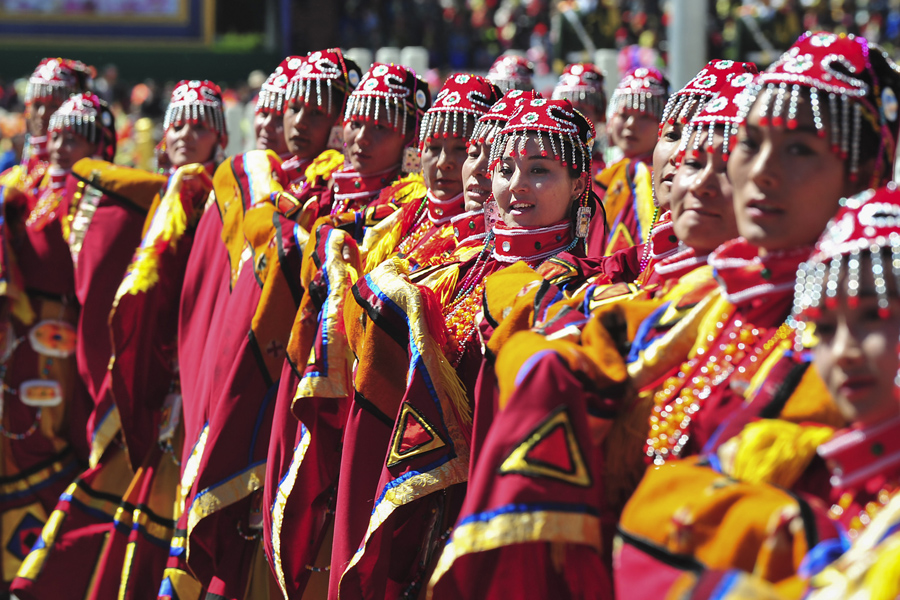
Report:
605,222,636,255
499,406,592,487
387,402,447,468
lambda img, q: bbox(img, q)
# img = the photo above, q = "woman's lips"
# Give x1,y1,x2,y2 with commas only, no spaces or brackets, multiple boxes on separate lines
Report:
465,181,490,201
746,198,785,219
433,177,456,189
682,205,719,218
508,200,535,215
837,375,878,402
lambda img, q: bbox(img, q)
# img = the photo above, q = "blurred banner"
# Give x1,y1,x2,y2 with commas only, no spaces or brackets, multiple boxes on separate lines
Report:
0,0,214,44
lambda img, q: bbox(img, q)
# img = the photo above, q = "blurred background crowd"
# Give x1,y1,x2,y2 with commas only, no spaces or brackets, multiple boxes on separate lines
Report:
2,0,900,171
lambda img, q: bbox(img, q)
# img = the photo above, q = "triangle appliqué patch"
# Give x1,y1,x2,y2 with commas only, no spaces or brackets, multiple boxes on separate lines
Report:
387,402,447,468
498,405,592,487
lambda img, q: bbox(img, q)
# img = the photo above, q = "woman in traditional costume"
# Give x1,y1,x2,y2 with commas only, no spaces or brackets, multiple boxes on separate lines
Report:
619,185,900,599
0,91,123,593
279,50,360,198
427,59,759,600
596,67,668,256
166,57,361,600
254,56,302,160
261,72,498,600
335,97,598,599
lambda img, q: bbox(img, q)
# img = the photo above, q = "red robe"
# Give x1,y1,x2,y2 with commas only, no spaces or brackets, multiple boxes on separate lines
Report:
166,150,310,599
261,172,427,600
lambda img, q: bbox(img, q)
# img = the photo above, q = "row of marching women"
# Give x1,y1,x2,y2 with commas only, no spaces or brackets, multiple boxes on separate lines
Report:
4,30,900,600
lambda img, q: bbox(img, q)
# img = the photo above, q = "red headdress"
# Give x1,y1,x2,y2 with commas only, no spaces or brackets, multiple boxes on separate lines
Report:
740,31,900,183
344,63,431,138
26,57,94,105
792,183,900,348
487,54,534,92
661,59,757,135
257,55,305,115
287,48,363,115
552,63,606,112
419,73,502,146
607,66,669,120
163,79,228,148
470,89,541,147
680,62,760,160
48,92,117,162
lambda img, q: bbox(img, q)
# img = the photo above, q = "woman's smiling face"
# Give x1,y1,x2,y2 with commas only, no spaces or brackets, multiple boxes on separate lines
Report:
492,133,585,228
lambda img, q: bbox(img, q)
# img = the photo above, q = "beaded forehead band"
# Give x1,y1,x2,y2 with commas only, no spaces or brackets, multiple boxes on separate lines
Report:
164,80,227,147
419,73,502,147
607,66,669,120
343,63,431,141
736,31,900,183
48,92,116,162
487,54,534,92
488,98,595,174
791,184,900,364
26,57,95,105
469,90,540,148
661,59,758,138
257,56,305,116
552,63,606,111
287,49,361,115
679,67,759,161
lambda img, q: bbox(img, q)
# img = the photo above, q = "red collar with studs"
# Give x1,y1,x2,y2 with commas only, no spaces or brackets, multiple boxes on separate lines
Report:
331,164,401,212
492,220,575,264
451,209,486,245
426,189,465,225
709,238,812,306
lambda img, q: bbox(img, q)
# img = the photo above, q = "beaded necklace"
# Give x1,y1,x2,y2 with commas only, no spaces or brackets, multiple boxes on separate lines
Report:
645,314,795,464
442,234,495,366
638,205,662,272
25,167,67,230
396,201,430,257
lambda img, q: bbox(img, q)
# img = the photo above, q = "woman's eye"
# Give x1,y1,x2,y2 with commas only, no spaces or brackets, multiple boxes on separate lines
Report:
664,131,681,142
683,159,703,170
530,167,548,174
786,143,815,156
737,135,758,152
815,322,837,338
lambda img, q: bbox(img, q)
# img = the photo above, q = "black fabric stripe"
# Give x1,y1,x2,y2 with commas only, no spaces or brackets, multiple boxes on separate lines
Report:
274,213,304,307
247,330,276,389
350,282,408,351
353,390,395,428
787,490,819,552
758,360,810,419
70,171,151,215
616,529,706,573
74,477,125,505
0,446,75,484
